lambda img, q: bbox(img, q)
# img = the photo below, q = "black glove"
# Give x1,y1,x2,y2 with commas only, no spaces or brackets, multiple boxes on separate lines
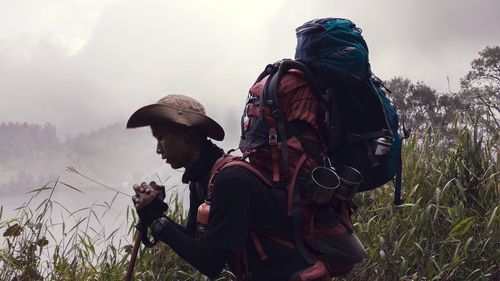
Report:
136,198,168,228
135,220,155,247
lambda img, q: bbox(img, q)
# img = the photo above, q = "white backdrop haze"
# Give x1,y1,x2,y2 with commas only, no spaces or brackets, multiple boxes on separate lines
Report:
1,0,500,244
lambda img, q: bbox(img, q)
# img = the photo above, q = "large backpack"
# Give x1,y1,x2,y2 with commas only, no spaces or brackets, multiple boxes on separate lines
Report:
208,18,408,279
206,155,366,280
240,18,408,203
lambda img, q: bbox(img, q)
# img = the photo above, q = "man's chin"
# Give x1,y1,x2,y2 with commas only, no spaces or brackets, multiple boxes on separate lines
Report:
168,162,182,170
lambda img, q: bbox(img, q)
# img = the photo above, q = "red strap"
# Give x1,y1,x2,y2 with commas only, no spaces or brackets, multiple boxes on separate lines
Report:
261,233,296,250
233,250,250,281
243,251,249,280
195,183,204,200
207,155,238,194
233,251,243,280
271,147,280,183
220,161,274,188
289,260,330,281
249,232,268,261
287,153,308,216
208,156,274,194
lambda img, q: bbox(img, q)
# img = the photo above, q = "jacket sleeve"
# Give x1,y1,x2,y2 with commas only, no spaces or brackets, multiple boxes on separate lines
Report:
156,221,230,278
163,183,198,237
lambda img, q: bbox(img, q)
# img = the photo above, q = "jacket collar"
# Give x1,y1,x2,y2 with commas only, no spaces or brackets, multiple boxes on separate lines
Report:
181,139,224,184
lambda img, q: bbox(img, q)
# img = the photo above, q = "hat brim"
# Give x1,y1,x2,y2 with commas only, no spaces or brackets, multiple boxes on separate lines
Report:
127,103,225,141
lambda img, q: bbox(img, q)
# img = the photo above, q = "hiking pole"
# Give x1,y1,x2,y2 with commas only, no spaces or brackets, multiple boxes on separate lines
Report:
124,230,142,281
124,182,166,281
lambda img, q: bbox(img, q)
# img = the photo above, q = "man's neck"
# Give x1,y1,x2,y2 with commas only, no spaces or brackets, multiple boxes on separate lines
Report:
181,139,223,184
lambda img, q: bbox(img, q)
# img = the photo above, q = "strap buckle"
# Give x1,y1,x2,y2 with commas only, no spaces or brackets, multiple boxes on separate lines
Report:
269,127,278,145
271,109,283,120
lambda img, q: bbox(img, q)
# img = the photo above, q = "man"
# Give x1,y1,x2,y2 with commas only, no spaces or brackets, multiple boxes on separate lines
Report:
126,94,316,280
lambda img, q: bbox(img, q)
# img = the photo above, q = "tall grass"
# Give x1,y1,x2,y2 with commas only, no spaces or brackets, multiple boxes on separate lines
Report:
0,121,498,280
345,122,499,281
0,176,133,281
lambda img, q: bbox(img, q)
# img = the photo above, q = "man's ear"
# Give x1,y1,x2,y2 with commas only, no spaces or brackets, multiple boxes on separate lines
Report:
183,127,205,147
177,126,191,140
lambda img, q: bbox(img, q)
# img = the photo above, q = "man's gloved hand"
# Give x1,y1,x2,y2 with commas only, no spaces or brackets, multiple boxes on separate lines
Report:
132,181,168,227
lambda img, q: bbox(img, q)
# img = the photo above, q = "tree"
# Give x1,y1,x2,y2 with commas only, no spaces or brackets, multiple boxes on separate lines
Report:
385,77,463,136
460,46,500,134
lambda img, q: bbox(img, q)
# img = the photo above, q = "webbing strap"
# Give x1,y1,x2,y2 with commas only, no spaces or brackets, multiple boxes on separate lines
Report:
208,156,274,193
394,148,403,205
207,155,233,194
278,123,289,188
285,121,324,165
265,64,289,188
347,130,392,142
287,154,308,216
271,147,280,183
195,183,204,202
259,233,296,250
261,59,320,265
249,232,268,261
271,64,290,185
394,120,411,205
233,250,248,281
292,178,316,265
228,162,273,188
263,59,327,188
258,85,265,121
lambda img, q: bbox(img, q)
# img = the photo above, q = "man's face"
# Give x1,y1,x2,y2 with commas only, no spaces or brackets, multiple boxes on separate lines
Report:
151,124,196,169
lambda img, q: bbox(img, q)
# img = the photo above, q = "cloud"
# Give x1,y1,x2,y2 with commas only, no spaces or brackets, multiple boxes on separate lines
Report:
1,0,499,140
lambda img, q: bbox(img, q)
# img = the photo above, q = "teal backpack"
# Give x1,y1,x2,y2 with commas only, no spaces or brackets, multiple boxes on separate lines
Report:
295,18,410,203
233,18,409,277
242,18,409,204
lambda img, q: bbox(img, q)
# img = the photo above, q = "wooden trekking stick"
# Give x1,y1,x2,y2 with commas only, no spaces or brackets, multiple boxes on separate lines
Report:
124,230,142,281
124,182,166,281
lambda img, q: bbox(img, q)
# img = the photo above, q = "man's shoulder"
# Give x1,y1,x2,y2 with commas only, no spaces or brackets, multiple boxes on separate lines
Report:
207,158,273,196
214,163,262,184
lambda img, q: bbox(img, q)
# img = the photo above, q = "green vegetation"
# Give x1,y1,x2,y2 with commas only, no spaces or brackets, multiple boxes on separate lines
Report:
1,119,497,281
1,46,499,280
347,123,499,281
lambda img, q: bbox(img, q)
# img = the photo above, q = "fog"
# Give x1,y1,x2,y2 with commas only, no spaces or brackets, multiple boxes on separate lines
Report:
2,0,500,137
1,0,500,229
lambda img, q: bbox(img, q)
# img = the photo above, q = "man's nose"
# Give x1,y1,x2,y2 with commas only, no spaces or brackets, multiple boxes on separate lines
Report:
156,142,162,154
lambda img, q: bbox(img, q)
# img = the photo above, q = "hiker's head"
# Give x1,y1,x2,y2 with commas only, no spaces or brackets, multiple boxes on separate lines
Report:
127,94,225,169
150,122,205,169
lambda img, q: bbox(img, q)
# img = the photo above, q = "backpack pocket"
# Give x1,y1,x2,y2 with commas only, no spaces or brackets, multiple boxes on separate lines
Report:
304,203,366,276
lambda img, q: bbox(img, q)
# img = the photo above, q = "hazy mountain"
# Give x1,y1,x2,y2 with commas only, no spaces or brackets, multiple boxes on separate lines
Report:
0,121,170,195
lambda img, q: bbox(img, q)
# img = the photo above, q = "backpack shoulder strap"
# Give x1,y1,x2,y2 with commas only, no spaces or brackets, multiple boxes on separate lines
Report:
207,155,274,195
264,59,327,166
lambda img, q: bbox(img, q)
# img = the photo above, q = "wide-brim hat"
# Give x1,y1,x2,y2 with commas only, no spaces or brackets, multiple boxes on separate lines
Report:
127,94,225,141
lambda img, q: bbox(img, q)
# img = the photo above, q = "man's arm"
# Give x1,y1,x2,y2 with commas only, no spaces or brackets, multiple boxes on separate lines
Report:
157,173,252,278
165,187,198,237
153,218,230,278
133,182,229,278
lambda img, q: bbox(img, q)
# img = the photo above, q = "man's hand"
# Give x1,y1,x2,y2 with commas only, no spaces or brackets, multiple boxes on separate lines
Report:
132,181,165,209
132,181,168,227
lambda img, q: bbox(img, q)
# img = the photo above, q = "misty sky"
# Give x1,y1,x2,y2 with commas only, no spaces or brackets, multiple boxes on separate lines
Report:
1,0,500,255
1,0,500,140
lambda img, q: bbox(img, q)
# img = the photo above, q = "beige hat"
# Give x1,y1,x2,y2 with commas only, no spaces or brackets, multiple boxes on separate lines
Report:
127,94,225,141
